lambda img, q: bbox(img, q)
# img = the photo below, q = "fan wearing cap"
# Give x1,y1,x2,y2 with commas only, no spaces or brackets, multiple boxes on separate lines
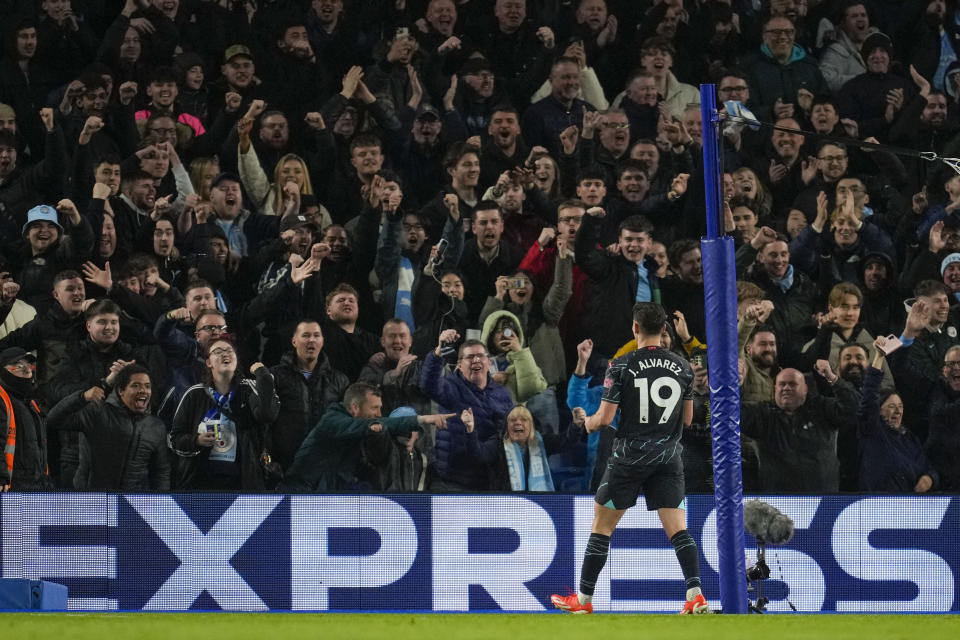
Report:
0,347,49,491
837,31,912,139
395,103,450,205
207,44,265,117
7,202,94,312
250,214,319,315
0,103,35,170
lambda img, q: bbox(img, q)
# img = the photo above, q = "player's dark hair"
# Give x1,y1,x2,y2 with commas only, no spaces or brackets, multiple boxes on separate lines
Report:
632,302,667,336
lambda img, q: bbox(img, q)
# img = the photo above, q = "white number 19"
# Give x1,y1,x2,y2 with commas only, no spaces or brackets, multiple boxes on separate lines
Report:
634,376,682,424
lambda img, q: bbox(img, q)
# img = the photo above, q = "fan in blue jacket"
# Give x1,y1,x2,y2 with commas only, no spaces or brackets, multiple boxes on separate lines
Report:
419,329,513,490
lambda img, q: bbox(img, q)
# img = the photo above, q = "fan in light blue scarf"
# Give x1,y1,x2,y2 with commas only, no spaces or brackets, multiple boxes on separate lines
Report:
504,431,554,491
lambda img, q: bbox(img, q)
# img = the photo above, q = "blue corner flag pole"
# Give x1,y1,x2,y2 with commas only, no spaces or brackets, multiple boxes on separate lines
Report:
699,85,749,614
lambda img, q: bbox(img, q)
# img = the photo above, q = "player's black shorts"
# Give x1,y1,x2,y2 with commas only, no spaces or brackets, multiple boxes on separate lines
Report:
594,457,686,511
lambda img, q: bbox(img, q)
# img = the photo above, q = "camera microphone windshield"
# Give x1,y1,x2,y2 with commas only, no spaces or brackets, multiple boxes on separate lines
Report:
743,500,795,546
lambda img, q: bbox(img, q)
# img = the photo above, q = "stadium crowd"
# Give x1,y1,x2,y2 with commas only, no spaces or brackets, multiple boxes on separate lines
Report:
1,0,959,496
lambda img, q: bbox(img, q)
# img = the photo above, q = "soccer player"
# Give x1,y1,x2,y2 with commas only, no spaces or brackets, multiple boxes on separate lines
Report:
551,302,709,614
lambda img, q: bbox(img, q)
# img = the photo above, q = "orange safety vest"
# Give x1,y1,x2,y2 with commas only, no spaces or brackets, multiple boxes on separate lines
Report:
1,385,41,490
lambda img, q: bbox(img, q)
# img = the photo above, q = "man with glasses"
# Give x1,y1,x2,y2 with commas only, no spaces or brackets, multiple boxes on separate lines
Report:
717,71,751,107
0,347,50,491
791,141,850,222
420,330,513,490
519,200,589,348
579,108,632,186
748,16,826,121
717,69,766,160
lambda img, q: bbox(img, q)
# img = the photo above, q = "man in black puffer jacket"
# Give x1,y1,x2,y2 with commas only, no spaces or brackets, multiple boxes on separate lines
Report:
47,299,167,487
46,363,170,490
269,319,349,472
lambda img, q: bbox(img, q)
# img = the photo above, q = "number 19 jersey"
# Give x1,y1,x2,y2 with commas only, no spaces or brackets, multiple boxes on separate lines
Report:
601,345,694,466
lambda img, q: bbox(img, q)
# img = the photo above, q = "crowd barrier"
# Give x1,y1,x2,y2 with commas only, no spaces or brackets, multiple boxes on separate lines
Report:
1,493,957,612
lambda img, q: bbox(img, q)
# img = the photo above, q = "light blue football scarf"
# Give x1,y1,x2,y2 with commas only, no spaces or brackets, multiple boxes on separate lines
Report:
505,432,554,491
395,255,415,330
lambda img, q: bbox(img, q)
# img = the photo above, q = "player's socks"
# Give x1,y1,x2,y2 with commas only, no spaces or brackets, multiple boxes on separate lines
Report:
578,532,611,602
670,530,702,594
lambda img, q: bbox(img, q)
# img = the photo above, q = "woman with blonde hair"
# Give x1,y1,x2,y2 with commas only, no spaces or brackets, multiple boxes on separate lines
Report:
188,156,220,202
464,404,583,491
237,116,333,226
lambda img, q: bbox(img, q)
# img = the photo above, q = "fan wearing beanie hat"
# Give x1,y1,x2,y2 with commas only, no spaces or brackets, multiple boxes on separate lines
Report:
941,252,960,296
838,29,909,139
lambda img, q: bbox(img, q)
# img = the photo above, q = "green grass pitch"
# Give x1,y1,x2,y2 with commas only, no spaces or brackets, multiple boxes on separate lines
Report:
4,613,960,640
